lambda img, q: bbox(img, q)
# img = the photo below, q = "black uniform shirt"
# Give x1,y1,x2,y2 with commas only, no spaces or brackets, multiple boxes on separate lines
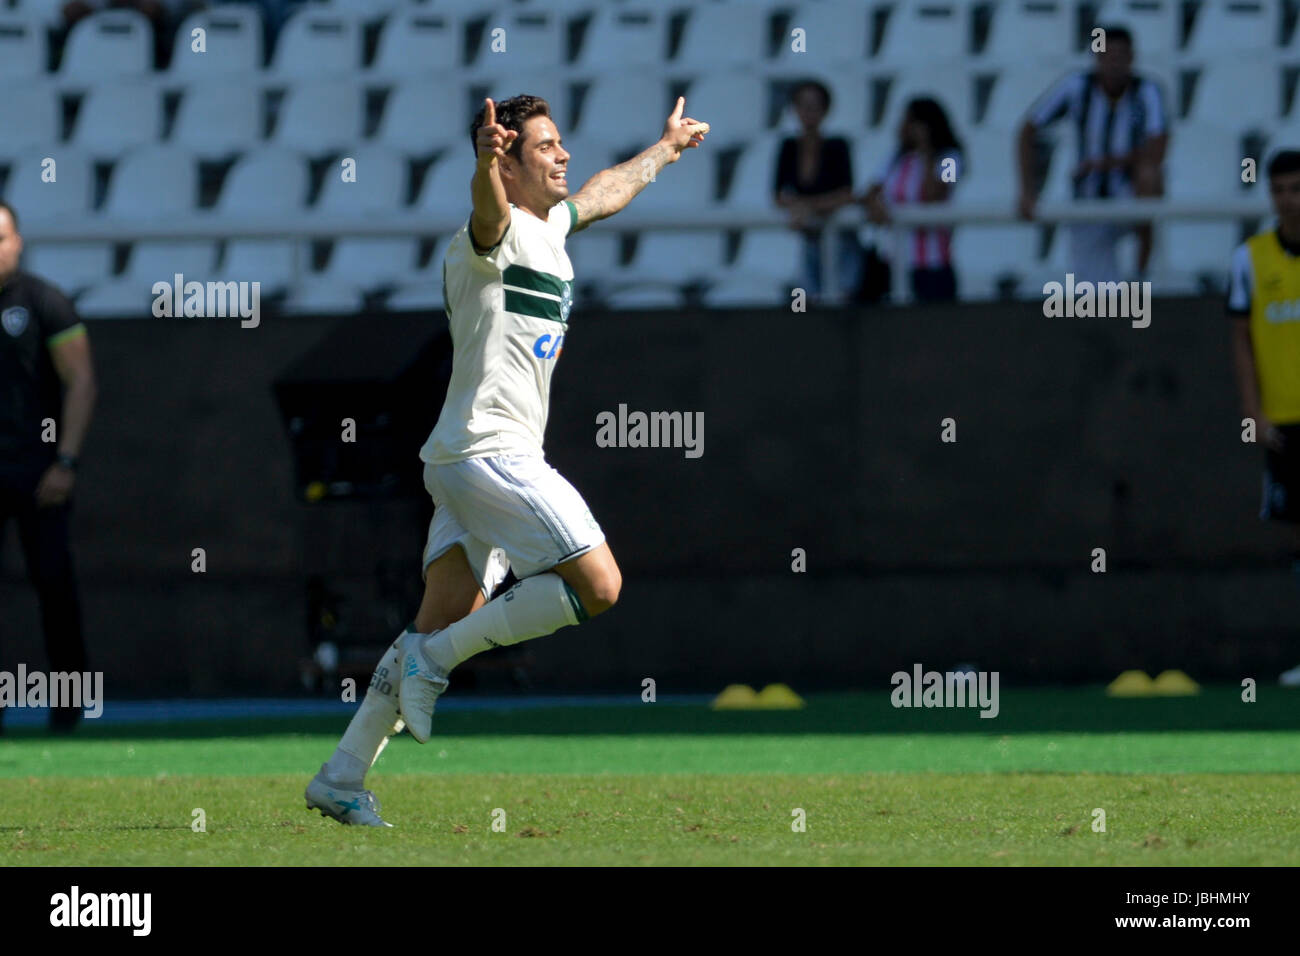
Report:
0,270,84,476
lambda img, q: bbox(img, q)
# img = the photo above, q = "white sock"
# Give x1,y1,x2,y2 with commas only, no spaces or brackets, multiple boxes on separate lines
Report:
323,632,406,788
422,573,585,673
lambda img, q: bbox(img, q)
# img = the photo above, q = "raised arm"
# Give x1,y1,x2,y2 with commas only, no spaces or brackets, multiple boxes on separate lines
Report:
469,98,518,252
569,96,708,232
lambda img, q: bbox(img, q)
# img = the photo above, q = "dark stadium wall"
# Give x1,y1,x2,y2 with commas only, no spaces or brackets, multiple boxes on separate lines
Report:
3,298,1298,696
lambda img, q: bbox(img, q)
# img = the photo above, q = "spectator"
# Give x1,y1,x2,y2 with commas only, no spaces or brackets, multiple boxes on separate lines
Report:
1226,149,1300,686
861,96,965,302
0,201,97,734
1016,25,1169,283
774,79,860,302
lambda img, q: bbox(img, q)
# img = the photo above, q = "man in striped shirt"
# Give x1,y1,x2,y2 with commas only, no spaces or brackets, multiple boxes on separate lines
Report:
1016,25,1169,283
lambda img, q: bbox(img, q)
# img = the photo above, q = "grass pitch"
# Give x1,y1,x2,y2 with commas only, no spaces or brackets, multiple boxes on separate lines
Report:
1,688,1298,865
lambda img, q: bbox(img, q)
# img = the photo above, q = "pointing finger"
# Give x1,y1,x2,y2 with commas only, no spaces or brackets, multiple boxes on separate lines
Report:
484,98,495,126
670,96,684,122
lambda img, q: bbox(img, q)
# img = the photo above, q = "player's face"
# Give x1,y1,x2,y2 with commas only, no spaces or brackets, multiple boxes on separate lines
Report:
0,209,22,283
1270,171,1300,229
516,116,570,206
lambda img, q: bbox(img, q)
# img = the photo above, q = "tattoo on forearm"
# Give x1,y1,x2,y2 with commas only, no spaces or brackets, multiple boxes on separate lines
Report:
574,142,673,225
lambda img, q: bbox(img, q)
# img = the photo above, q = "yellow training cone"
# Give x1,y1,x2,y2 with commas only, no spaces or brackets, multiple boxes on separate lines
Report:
1152,670,1200,696
1106,670,1156,697
755,683,805,709
710,684,759,709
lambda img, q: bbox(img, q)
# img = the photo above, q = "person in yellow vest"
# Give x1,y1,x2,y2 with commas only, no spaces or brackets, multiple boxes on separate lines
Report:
1228,149,1300,686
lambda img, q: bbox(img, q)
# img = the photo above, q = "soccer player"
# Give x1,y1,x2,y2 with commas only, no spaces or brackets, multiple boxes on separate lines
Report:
307,94,707,825
1227,149,1300,686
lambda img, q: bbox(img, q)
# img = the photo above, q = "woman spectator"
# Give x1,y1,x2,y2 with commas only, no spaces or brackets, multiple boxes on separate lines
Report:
773,80,860,302
863,97,964,302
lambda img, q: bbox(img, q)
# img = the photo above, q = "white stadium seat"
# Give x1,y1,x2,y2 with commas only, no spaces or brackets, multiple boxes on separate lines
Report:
703,230,802,307
416,149,477,224
570,75,674,150
60,9,152,80
103,145,198,219
983,0,1077,63
468,8,566,72
773,2,870,66
723,134,786,215
980,63,1072,129
271,9,363,77
377,79,465,156
4,149,94,224
271,80,363,155
215,149,312,295
76,240,217,320
312,144,415,292
281,276,367,314
386,282,446,312
169,5,264,77
946,125,1017,206
1184,0,1279,57
624,230,726,284
572,6,667,70
372,9,462,76
23,244,114,296
0,14,48,78
71,83,162,161
10,0,66,28
875,1,972,66
0,86,59,151
674,3,767,67
1184,62,1281,128
683,72,771,144
170,83,264,160
1091,0,1180,59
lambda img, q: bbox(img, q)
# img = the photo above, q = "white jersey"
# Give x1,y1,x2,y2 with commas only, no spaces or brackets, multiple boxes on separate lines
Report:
421,199,578,464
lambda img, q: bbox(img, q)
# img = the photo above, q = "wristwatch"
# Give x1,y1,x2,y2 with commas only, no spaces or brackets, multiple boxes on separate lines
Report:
56,453,78,471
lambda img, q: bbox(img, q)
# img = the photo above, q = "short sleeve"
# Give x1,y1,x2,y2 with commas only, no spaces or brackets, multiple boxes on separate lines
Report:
477,207,524,271
37,281,84,345
1138,78,1168,139
549,200,577,237
1226,243,1252,315
1028,71,1081,128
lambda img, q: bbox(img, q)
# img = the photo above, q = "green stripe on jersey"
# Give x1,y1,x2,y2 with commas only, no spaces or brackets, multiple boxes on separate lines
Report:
46,324,87,347
565,200,578,233
503,289,564,323
503,264,567,298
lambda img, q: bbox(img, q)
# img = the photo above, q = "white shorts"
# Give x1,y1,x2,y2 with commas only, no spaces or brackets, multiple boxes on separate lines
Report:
421,454,605,599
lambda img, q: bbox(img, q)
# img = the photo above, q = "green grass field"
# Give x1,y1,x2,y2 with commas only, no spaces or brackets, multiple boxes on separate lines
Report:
2,688,1298,865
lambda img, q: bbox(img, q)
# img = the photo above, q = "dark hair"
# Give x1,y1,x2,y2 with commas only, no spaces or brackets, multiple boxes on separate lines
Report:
1268,150,1300,179
469,95,552,159
790,79,832,113
1098,24,1134,50
903,96,963,155
0,200,17,232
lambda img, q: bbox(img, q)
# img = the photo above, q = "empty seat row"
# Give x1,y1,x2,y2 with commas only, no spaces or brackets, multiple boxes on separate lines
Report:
3,1,1292,84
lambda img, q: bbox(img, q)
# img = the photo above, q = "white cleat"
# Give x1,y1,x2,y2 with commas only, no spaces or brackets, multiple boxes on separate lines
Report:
397,629,450,744
305,766,393,827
